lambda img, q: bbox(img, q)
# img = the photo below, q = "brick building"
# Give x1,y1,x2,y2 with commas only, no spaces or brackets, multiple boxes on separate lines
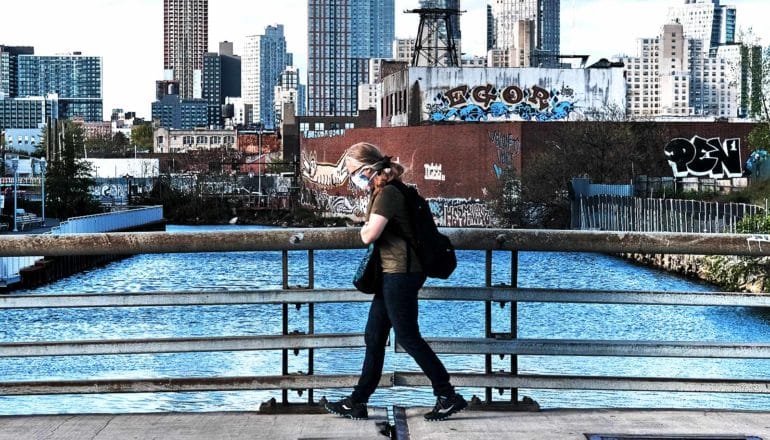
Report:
299,120,757,226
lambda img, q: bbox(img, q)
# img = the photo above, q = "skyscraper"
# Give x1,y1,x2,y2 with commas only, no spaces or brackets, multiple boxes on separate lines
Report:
0,46,34,98
17,53,102,121
163,0,208,99
668,0,736,56
202,42,242,128
307,0,395,116
243,25,291,129
203,52,222,128
489,0,560,67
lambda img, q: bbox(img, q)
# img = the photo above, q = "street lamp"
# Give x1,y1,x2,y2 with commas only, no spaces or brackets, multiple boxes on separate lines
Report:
124,174,133,206
10,158,18,232
257,122,264,198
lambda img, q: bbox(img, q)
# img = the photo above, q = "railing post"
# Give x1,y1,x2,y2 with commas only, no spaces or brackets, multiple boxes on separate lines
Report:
484,250,492,404
307,249,315,405
511,249,518,404
281,250,289,404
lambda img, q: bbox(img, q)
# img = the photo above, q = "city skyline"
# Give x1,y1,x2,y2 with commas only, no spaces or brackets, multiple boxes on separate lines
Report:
1,0,769,120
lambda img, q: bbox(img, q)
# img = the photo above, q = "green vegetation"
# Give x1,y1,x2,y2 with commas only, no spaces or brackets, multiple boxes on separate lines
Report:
131,123,154,152
135,179,346,227
491,111,668,228
45,122,101,219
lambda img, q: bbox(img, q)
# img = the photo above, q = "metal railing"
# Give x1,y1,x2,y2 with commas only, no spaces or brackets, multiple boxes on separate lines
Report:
1,228,770,407
51,206,164,234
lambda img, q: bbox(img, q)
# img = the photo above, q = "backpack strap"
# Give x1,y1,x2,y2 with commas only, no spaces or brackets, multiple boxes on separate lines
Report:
386,180,417,274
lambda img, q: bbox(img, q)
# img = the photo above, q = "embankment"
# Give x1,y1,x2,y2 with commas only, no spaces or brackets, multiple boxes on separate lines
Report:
623,253,769,293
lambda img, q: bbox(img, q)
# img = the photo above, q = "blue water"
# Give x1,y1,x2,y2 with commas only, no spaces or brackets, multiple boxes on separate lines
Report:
2,224,770,414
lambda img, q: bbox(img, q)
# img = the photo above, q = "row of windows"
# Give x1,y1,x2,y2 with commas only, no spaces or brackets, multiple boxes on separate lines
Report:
180,135,235,145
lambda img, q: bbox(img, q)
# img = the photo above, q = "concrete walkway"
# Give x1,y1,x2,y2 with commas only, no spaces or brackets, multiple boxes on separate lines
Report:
0,408,768,439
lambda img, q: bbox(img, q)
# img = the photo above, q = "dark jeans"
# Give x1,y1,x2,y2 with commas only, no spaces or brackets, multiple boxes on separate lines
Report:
351,272,454,403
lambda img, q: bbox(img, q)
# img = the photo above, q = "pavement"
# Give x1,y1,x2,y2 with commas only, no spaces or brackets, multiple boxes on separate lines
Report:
0,408,768,440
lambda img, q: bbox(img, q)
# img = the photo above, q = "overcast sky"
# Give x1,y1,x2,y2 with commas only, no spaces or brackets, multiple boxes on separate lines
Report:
1,0,768,120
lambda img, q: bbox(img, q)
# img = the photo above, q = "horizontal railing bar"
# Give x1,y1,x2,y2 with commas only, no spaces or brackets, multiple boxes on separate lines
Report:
397,338,770,358
3,287,768,309
0,229,767,256
395,373,770,394
0,334,367,357
420,287,770,307
5,372,769,396
0,374,392,396
0,290,371,309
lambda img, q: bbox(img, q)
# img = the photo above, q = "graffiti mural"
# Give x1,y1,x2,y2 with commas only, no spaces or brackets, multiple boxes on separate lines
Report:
424,163,446,181
428,198,494,227
427,84,576,123
745,149,768,177
664,136,742,178
301,151,349,189
488,130,521,178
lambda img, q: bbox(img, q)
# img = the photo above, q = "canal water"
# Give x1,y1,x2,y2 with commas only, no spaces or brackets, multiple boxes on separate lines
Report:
2,224,770,414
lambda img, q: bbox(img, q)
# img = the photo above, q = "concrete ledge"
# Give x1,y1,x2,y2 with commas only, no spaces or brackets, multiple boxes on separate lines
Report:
0,409,389,440
1,408,769,440
405,408,770,440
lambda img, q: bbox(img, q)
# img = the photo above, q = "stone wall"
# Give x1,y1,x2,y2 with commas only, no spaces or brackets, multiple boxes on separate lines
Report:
624,253,770,293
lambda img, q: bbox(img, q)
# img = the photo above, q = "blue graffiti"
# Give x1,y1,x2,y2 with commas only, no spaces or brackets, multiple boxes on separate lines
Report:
458,104,487,121
428,85,575,122
745,149,768,176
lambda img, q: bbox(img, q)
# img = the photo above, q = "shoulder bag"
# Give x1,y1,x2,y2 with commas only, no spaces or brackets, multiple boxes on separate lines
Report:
352,243,382,294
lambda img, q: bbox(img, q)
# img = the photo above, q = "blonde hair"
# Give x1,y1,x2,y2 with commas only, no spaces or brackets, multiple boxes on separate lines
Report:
345,142,405,188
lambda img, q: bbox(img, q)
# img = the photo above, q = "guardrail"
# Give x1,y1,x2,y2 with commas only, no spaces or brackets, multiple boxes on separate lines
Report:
51,205,164,234
1,228,769,408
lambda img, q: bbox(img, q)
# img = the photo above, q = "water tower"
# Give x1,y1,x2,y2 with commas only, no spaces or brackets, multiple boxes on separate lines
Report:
406,6,464,67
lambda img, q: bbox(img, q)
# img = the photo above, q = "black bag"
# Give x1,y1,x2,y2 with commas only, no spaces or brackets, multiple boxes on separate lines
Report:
352,243,382,294
389,181,457,279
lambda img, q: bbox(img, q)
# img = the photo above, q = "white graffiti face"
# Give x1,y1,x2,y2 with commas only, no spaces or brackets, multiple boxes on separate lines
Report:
664,136,742,178
424,163,446,181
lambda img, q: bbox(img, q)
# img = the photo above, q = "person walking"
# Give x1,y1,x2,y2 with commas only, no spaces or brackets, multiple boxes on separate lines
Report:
324,142,467,422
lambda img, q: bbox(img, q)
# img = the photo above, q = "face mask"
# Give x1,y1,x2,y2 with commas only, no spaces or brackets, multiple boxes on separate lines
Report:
351,172,372,190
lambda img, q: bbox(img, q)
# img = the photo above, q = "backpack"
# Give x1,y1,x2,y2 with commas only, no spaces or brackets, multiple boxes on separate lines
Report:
388,180,457,279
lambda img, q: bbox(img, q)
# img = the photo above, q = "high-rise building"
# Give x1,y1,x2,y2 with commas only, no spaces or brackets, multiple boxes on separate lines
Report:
151,94,208,130
486,5,494,53
163,0,208,98
243,25,291,128
203,52,222,128
200,42,241,129
668,0,736,56
275,66,306,125
489,0,560,67
17,53,103,121
0,95,58,132
0,46,34,98
393,38,416,62
219,41,241,100
307,0,395,116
